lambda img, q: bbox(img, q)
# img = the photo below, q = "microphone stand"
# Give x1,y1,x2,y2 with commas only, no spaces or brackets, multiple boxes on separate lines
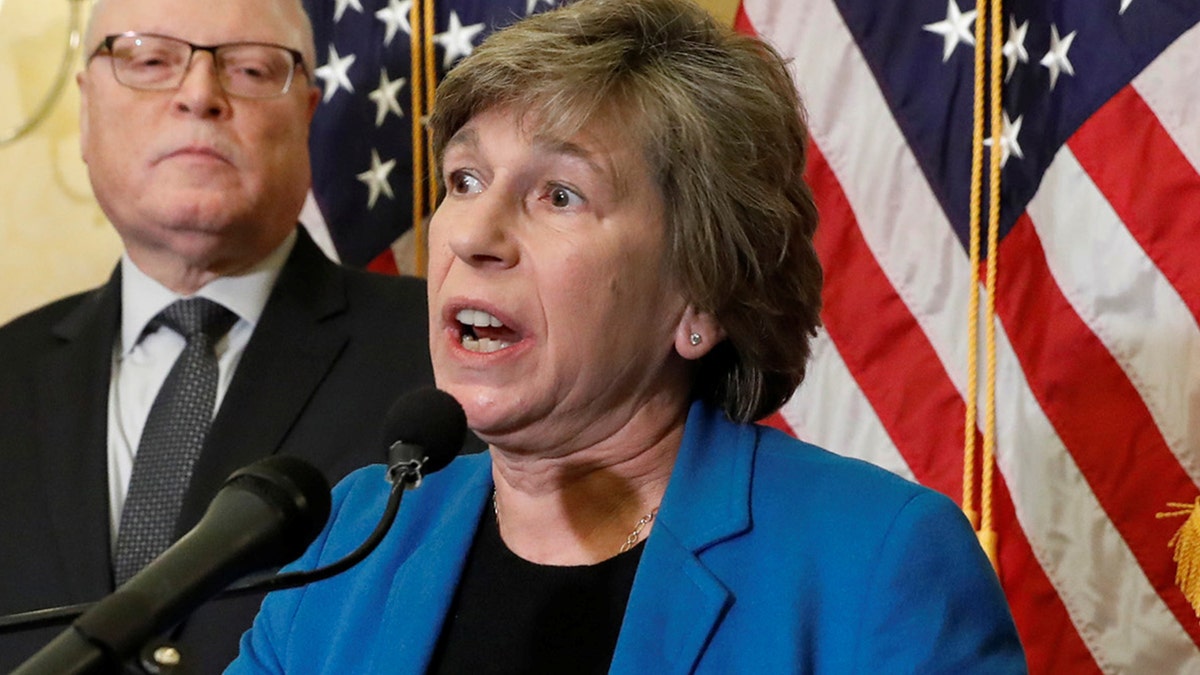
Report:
0,456,426,634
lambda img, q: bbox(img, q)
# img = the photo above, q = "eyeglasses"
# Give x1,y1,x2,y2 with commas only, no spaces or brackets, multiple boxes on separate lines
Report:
87,32,309,99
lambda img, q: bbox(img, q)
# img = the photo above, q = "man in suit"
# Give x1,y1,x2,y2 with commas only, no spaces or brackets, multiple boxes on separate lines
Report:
0,0,435,671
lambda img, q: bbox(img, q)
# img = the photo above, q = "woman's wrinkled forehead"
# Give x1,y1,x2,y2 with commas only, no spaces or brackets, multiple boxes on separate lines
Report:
446,105,648,199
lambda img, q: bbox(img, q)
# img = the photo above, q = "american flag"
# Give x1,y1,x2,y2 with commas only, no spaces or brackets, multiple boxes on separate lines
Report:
302,0,1200,670
739,0,1200,672
299,0,564,269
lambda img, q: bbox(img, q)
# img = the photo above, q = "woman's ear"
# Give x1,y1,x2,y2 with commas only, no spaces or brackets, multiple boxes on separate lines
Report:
675,305,726,360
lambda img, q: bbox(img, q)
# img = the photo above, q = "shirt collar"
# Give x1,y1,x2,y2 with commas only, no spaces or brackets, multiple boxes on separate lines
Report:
118,230,297,355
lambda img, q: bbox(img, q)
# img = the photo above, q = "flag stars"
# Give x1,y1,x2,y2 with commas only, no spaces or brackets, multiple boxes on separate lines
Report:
1040,23,1076,91
434,11,486,68
368,70,406,127
376,0,413,47
314,45,356,103
924,0,977,63
984,111,1024,167
1003,17,1029,82
333,0,364,23
526,0,556,15
357,150,397,209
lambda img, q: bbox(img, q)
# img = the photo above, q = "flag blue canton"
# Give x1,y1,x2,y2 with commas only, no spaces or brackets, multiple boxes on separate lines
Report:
302,0,565,266
834,0,1200,249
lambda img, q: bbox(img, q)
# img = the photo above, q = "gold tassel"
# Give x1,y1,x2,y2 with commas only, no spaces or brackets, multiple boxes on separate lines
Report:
1158,498,1200,617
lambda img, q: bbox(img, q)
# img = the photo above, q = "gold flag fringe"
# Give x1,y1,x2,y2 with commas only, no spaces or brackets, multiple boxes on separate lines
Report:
1158,498,1200,617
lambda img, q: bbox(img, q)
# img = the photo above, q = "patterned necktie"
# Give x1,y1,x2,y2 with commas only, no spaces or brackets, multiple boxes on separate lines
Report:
113,297,238,586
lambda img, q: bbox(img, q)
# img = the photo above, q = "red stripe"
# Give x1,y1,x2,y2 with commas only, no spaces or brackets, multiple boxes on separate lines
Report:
805,144,1096,672
366,248,400,275
733,1,753,35
1068,85,1200,325
807,146,964,498
998,214,1200,647
738,5,1101,668
992,469,1101,674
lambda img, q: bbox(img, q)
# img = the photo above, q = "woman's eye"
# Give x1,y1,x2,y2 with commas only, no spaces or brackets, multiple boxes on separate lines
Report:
448,171,482,195
546,185,583,209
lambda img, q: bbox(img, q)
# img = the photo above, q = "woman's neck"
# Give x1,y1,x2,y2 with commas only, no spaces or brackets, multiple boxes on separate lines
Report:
489,407,685,566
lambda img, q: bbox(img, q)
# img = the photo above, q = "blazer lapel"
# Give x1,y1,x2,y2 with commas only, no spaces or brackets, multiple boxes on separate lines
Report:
179,229,350,530
610,403,756,674
37,271,122,599
368,460,493,674
610,529,732,675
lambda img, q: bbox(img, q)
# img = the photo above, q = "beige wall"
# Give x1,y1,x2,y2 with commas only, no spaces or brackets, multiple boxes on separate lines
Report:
0,0,122,323
0,0,739,324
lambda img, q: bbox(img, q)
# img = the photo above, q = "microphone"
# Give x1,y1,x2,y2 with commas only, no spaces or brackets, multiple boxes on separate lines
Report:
4,387,467,672
383,387,466,486
221,387,467,596
12,456,330,675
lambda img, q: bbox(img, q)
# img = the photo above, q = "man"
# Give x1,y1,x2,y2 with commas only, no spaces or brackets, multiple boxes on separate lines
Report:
0,0,434,670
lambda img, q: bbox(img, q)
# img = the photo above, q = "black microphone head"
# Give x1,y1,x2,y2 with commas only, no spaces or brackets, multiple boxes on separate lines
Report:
382,388,467,478
223,455,332,565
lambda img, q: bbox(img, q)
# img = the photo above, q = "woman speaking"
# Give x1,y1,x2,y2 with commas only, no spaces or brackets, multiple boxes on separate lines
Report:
229,0,1026,671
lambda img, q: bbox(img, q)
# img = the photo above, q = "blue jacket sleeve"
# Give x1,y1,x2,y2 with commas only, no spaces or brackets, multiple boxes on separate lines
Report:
854,490,1027,673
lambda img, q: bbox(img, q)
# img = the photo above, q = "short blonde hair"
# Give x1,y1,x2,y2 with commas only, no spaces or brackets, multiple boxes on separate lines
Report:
431,0,822,423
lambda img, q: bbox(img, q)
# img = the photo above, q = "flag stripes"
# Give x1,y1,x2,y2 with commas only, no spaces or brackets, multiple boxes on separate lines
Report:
1069,88,1200,331
738,0,1200,670
1000,214,1199,648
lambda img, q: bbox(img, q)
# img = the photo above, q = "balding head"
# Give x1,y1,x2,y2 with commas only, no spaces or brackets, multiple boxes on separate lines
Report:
77,0,322,293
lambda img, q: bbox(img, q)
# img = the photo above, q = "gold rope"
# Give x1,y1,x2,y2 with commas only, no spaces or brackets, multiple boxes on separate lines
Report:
409,0,426,276
964,0,1001,569
978,0,1004,568
963,0,987,537
422,0,438,280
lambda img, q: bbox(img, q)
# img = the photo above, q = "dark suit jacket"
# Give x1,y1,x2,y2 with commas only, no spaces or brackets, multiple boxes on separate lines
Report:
0,228,435,673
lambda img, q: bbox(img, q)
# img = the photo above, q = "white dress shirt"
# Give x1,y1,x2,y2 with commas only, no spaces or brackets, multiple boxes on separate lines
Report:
106,231,296,541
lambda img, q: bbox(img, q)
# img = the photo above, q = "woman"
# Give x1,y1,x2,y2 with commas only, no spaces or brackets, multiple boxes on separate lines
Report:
229,0,1026,672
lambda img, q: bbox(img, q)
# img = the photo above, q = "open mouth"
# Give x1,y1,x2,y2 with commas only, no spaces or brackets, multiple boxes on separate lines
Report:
456,308,520,353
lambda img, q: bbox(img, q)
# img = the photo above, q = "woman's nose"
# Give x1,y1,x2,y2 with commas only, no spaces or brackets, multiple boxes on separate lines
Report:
435,191,520,270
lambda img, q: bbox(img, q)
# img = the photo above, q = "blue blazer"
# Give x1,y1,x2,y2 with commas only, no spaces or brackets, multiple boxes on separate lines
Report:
230,402,1026,674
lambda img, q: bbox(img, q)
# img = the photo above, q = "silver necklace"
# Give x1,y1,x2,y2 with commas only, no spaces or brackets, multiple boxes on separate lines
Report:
492,489,660,554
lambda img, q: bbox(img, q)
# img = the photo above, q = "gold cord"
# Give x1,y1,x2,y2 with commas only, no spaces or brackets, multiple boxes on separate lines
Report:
964,0,1002,569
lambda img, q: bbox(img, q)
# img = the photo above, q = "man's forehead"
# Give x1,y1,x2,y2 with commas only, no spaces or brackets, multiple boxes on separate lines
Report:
88,0,308,44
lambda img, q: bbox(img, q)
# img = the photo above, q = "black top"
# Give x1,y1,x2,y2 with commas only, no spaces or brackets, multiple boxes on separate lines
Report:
429,504,645,674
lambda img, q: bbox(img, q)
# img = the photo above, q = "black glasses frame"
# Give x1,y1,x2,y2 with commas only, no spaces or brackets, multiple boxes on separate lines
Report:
87,31,310,98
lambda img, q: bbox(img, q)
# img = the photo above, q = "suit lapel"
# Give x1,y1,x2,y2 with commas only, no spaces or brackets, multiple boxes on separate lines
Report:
37,271,122,599
610,403,756,674
368,460,493,674
179,230,350,530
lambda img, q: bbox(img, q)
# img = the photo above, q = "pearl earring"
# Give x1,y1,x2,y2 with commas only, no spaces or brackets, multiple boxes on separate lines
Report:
689,332,702,346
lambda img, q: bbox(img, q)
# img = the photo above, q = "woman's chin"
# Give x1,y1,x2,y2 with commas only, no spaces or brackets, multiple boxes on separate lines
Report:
437,384,512,434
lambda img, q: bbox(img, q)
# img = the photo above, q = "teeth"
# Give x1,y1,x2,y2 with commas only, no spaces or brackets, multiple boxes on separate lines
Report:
461,336,512,353
456,308,504,328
